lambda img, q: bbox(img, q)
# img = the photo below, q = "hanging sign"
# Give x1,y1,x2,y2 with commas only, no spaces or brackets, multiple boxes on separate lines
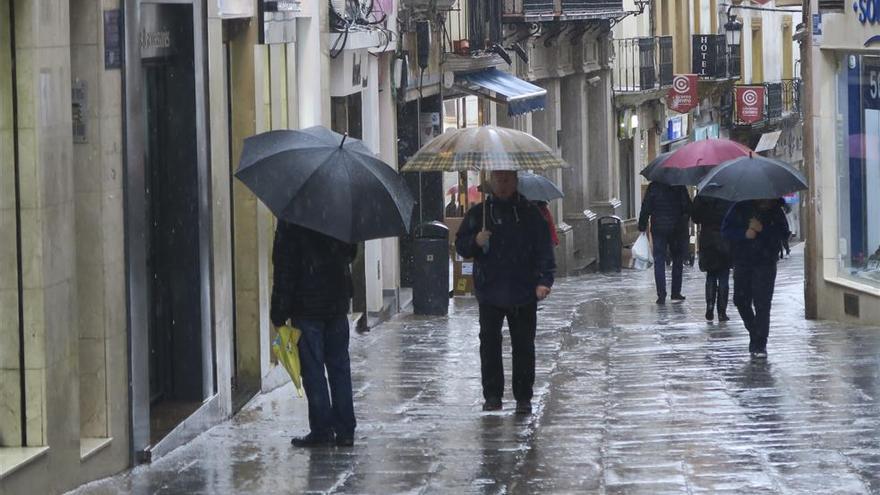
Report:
692,35,725,78
736,86,766,124
666,74,699,114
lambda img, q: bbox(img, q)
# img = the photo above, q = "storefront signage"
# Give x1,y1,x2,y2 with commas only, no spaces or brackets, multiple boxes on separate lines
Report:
863,59,880,110
854,0,880,25
666,74,698,114
736,86,765,124
666,116,684,141
139,5,177,60
103,10,122,69
692,35,725,78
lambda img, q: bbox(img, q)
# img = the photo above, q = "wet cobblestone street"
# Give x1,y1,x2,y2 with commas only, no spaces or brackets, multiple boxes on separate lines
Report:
71,245,880,494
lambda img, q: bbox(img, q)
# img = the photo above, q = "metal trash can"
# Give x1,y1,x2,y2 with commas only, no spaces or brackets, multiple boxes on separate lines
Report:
413,221,450,315
598,215,622,273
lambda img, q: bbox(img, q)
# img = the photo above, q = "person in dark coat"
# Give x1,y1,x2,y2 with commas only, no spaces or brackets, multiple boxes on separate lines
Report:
638,182,693,304
722,199,791,358
455,171,555,415
270,221,358,447
692,196,733,321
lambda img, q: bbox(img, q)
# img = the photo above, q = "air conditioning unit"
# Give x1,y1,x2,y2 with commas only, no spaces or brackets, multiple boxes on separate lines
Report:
401,0,458,11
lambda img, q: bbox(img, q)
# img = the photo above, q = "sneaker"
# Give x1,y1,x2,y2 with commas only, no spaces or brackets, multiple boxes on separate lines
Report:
291,432,335,448
335,435,354,447
670,294,686,301
656,296,666,305
482,397,502,411
515,400,532,415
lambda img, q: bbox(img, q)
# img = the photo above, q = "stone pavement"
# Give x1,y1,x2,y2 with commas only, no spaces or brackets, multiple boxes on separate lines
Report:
71,245,880,494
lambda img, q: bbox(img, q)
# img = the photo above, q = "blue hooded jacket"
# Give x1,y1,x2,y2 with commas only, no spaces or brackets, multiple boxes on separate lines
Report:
455,193,555,307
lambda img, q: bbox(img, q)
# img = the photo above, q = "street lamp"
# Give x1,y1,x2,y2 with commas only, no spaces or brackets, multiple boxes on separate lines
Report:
724,13,743,47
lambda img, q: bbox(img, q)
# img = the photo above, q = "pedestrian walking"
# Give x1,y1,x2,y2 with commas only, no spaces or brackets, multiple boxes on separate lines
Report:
638,182,693,304
721,199,791,358
692,195,733,321
270,221,359,447
779,199,792,259
455,171,556,415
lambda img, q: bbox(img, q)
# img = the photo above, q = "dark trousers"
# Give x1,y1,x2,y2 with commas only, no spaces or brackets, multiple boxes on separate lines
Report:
478,303,537,402
652,230,687,297
733,263,777,352
293,315,356,438
706,268,730,310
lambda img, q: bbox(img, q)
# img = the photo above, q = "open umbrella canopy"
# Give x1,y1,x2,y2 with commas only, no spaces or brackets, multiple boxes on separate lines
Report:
235,126,415,243
639,152,672,179
401,125,567,172
696,155,808,201
646,139,752,185
518,172,564,202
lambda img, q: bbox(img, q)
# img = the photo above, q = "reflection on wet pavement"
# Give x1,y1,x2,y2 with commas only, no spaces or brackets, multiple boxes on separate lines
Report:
70,245,880,494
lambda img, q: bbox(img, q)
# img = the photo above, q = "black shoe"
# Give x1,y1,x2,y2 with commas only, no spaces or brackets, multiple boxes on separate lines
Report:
656,296,666,305
482,397,502,411
291,432,335,448
718,311,730,322
670,294,686,301
705,308,714,321
335,435,354,447
515,400,532,415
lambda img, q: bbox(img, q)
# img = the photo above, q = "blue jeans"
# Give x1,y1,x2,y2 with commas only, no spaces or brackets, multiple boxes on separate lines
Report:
292,315,356,438
652,230,687,297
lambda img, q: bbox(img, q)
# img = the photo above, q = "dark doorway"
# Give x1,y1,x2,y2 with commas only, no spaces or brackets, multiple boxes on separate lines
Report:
142,3,204,445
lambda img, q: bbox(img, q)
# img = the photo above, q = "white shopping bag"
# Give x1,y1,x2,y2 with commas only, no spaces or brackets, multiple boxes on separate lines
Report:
632,232,653,269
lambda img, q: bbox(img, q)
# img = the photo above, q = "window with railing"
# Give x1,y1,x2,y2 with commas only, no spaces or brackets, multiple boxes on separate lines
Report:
728,44,742,79
766,82,783,119
732,78,803,125
613,36,673,92
782,78,802,115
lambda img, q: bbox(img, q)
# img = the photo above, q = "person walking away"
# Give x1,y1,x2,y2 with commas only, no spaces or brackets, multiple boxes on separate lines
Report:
638,182,693,304
455,171,556,415
779,199,792,258
721,199,790,358
692,196,733,321
270,221,358,447
535,200,560,247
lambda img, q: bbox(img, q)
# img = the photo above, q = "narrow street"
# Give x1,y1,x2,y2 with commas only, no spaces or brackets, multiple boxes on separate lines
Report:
71,246,880,494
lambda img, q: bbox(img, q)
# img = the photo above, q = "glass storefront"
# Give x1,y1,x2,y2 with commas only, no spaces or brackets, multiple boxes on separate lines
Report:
836,53,880,285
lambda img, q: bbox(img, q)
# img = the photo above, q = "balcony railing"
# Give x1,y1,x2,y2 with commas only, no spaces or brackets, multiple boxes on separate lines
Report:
506,0,625,20
733,78,803,126
728,44,742,79
613,36,674,93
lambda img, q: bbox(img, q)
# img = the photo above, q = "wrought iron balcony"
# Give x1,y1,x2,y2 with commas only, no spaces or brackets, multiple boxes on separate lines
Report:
732,78,803,127
613,36,674,93
505,0,625,21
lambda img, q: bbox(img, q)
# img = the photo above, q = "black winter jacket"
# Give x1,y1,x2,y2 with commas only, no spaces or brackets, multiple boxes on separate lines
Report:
270,222,357,325
722,201,790,266
638,182,692,236
692,196,733,273
455,194,555,307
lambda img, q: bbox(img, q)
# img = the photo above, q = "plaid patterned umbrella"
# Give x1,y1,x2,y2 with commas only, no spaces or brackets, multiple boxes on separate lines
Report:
401,126,567,172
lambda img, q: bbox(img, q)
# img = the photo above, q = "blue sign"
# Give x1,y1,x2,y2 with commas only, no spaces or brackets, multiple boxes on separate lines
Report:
853,0,880,25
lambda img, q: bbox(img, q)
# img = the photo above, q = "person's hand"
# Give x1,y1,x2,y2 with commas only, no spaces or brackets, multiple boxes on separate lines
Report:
476,230,492,247
745,228,757,240
748,218,764,232
536,285,551,301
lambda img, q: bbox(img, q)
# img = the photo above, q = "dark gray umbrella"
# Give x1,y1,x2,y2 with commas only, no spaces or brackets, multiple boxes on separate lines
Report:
518,172,564,202
696,155,808,201
639,152,672,179
235,126,415,243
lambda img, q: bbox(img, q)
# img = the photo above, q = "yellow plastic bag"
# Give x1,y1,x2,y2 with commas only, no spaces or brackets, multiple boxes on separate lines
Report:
272,325,304,397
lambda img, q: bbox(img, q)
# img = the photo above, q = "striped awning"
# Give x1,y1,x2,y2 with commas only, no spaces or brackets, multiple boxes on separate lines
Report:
455,68,547,116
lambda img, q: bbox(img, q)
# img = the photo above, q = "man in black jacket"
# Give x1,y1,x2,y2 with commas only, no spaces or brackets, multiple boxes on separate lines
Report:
270,221,358,447
638,182,692,304
455,171,555,415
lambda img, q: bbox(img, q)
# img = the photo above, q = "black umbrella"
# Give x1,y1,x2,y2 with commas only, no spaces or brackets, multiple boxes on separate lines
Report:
235,126,415,243
640,151,714,185
639,152,672,179
696,155,808,201
518,172,564,202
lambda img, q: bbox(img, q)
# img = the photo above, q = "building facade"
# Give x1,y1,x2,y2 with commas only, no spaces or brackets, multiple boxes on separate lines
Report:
804,0,880,324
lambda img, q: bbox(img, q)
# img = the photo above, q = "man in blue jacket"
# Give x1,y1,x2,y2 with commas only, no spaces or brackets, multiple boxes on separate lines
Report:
722,199,790,358
455,171,556,415
638,182,692,304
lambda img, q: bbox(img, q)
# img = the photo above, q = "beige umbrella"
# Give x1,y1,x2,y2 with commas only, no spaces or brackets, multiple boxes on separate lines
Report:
401,125,567,172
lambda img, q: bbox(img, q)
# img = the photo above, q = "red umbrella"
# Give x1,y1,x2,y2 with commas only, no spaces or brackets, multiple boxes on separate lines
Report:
661,138,752,168
448,184,481,204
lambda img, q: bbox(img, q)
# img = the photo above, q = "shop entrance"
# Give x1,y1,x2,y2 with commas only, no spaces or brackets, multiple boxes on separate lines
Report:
141,3,205,445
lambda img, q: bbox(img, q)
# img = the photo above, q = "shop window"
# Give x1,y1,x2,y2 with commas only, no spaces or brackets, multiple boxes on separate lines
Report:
836,54,880,285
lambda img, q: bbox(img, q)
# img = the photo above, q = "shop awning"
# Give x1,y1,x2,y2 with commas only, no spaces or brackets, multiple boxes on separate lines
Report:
755,130,783,153
455,68,547,116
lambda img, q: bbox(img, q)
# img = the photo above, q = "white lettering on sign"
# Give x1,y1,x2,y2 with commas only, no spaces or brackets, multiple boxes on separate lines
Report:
140,30,171,50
